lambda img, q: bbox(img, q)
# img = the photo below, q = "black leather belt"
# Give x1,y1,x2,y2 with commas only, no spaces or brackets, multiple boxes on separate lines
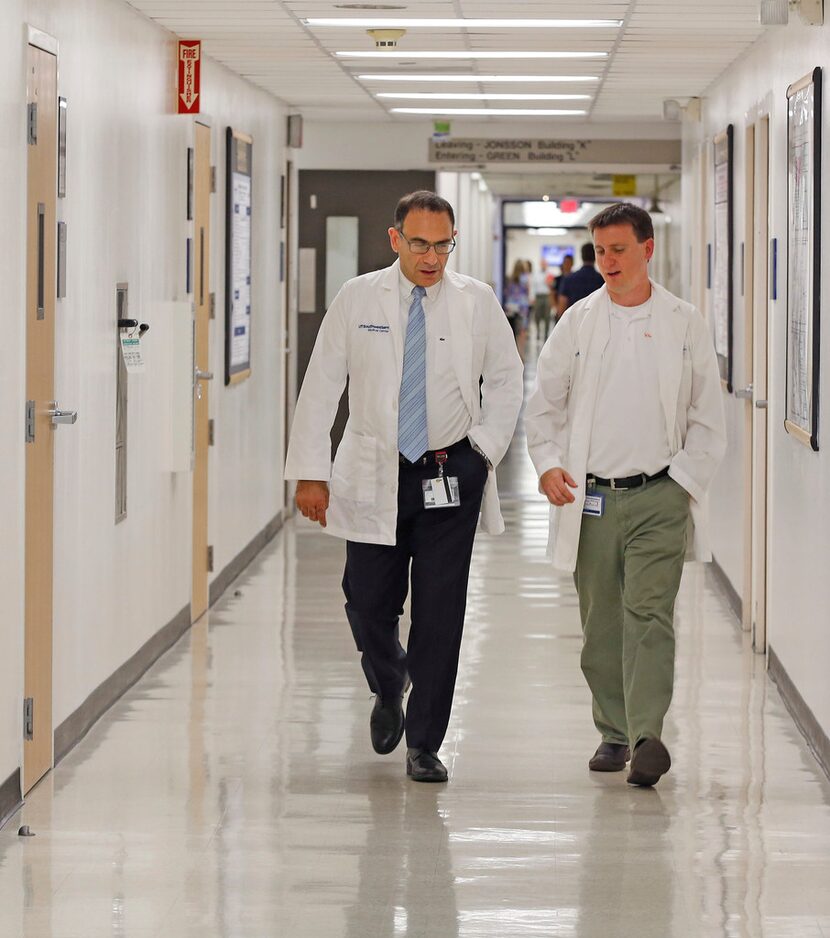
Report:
587,466,670,490
399,437,470,466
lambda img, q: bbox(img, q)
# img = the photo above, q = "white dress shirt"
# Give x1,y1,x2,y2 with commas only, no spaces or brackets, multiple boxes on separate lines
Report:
399,270,470,450
586,297,672,478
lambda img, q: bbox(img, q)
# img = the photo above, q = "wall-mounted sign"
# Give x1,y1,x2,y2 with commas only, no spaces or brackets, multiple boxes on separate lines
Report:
432,120,451,141
612,174,637,196
428,138,681,166
177,40,201,114
225,127,253,385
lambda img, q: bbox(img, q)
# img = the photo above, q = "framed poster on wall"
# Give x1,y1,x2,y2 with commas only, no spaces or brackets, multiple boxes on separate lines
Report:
785,67,821,450
225,126,253,386
712,125,734,391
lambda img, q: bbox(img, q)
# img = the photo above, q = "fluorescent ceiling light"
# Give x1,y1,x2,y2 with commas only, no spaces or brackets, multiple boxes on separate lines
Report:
391,107,589,116
533,228,568,236
359,74,601,83
338,51,607,60
305,18,622,28
377,93,591,101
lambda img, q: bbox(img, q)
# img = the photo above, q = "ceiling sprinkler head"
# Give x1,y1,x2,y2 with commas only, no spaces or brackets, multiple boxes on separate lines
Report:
367,28,406,49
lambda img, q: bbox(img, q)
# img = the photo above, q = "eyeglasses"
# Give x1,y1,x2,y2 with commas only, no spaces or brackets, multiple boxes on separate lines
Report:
396,230,456,255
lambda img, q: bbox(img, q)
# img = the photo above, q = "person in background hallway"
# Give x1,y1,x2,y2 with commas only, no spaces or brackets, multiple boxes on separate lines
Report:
504,258,531,358
285,191,523,784
557,242,605,318
525,203,726,787
550,253,574,326
531,257,553,341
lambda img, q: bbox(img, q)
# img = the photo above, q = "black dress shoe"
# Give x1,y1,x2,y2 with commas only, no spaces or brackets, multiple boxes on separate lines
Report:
406,748,448,783
370,695,405,754
627,737,671,787
588,741,631,772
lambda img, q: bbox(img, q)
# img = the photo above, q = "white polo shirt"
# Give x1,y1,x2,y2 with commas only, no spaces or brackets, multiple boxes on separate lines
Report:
399,271,470,450
586,297,672,478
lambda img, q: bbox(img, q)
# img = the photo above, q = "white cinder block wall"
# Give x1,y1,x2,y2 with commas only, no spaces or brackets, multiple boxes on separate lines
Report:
1,0,287,795
686,19,830,740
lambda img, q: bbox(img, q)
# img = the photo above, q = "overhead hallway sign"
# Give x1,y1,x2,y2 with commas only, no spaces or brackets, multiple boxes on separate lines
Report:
177,41,201,114
428,138,681,166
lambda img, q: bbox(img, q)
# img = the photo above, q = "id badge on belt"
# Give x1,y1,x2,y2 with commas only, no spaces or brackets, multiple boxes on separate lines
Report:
582,493,605,517
422,450,461,509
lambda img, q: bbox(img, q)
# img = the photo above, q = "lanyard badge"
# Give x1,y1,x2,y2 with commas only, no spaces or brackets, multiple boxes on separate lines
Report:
422,449,461,509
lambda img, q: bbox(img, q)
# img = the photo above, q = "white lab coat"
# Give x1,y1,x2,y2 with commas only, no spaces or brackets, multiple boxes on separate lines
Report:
284,261,524,545
525,281,727,573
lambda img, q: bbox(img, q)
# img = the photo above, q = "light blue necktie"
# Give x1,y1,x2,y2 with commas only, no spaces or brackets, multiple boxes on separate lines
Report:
398,285,428,462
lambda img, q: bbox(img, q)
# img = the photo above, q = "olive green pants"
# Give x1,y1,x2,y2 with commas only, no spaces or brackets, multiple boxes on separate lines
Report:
573,475,690,747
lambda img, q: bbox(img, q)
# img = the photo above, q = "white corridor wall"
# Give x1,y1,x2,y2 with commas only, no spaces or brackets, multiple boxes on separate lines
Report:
0,0,288,798
689,18,830,741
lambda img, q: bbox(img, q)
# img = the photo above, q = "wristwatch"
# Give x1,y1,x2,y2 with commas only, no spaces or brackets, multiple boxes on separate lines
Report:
470,440,493,471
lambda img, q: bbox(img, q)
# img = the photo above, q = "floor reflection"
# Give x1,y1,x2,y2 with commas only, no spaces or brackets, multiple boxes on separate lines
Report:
1,336,830,936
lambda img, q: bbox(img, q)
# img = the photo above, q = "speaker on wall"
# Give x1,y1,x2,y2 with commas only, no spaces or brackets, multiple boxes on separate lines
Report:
288,114,303,148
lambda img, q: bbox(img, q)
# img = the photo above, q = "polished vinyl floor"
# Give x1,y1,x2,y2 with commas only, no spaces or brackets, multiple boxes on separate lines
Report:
3,363,830,938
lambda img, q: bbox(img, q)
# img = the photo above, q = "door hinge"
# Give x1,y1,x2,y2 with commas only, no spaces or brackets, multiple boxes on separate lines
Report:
28,103,38,145
25,400,36,443
23,698,34,740
207,545,214,572
210,166,217,193
208,418,215,446
209,292,216,319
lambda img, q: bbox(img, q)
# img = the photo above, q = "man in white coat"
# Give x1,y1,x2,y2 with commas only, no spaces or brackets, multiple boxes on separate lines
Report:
525,203,726,787
285,191,523,783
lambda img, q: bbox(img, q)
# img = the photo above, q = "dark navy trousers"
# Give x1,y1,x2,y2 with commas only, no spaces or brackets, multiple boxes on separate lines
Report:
343,438,487,752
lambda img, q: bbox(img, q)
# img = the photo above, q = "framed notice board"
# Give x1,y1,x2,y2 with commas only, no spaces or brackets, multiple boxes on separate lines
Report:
785,68,821,450
712,125,734,392
225,127,253,385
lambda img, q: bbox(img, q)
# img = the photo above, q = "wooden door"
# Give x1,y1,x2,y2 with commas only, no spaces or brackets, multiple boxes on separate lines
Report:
741,125,755,632
24,42,58,793
192,121,212,622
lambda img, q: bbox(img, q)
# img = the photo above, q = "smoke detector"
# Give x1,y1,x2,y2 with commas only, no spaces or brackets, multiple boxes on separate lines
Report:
367,28,406,48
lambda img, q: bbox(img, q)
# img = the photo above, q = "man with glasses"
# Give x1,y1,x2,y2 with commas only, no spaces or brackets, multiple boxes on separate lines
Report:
285,191,523,783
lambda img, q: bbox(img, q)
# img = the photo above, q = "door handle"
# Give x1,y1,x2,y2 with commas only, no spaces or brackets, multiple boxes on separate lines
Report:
46,403,78,426
195,369,214,381
755,400,768,409
735,385,753,399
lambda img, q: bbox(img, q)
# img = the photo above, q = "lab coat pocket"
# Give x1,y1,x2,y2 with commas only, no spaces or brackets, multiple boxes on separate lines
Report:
331,428,377,503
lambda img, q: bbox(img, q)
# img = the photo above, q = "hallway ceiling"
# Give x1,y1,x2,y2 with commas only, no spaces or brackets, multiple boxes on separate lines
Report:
128,0,767,123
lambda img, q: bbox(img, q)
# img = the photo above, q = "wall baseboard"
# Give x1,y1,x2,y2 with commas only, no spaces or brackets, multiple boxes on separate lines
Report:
209,512,285,606
707,555,743,625
0,770,22,831
54,511,285,767
54,602,192,765
769,647,830,782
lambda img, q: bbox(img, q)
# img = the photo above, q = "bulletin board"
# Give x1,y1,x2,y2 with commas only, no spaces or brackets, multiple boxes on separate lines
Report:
785,68,821,450
225,126,253,385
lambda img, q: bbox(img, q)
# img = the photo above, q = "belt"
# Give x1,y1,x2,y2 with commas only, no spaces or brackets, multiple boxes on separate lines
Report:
399,437,470,466
587,466,670,490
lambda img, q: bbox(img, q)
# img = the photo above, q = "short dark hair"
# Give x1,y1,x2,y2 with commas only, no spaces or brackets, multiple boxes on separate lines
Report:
588,202,654,242
580,242,596,263
394,190,455,230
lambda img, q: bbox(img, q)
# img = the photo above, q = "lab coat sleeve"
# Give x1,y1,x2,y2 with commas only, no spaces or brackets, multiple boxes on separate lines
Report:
524,312,576,478
283,286,350,482
668,310,727,502
467,288,524,466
